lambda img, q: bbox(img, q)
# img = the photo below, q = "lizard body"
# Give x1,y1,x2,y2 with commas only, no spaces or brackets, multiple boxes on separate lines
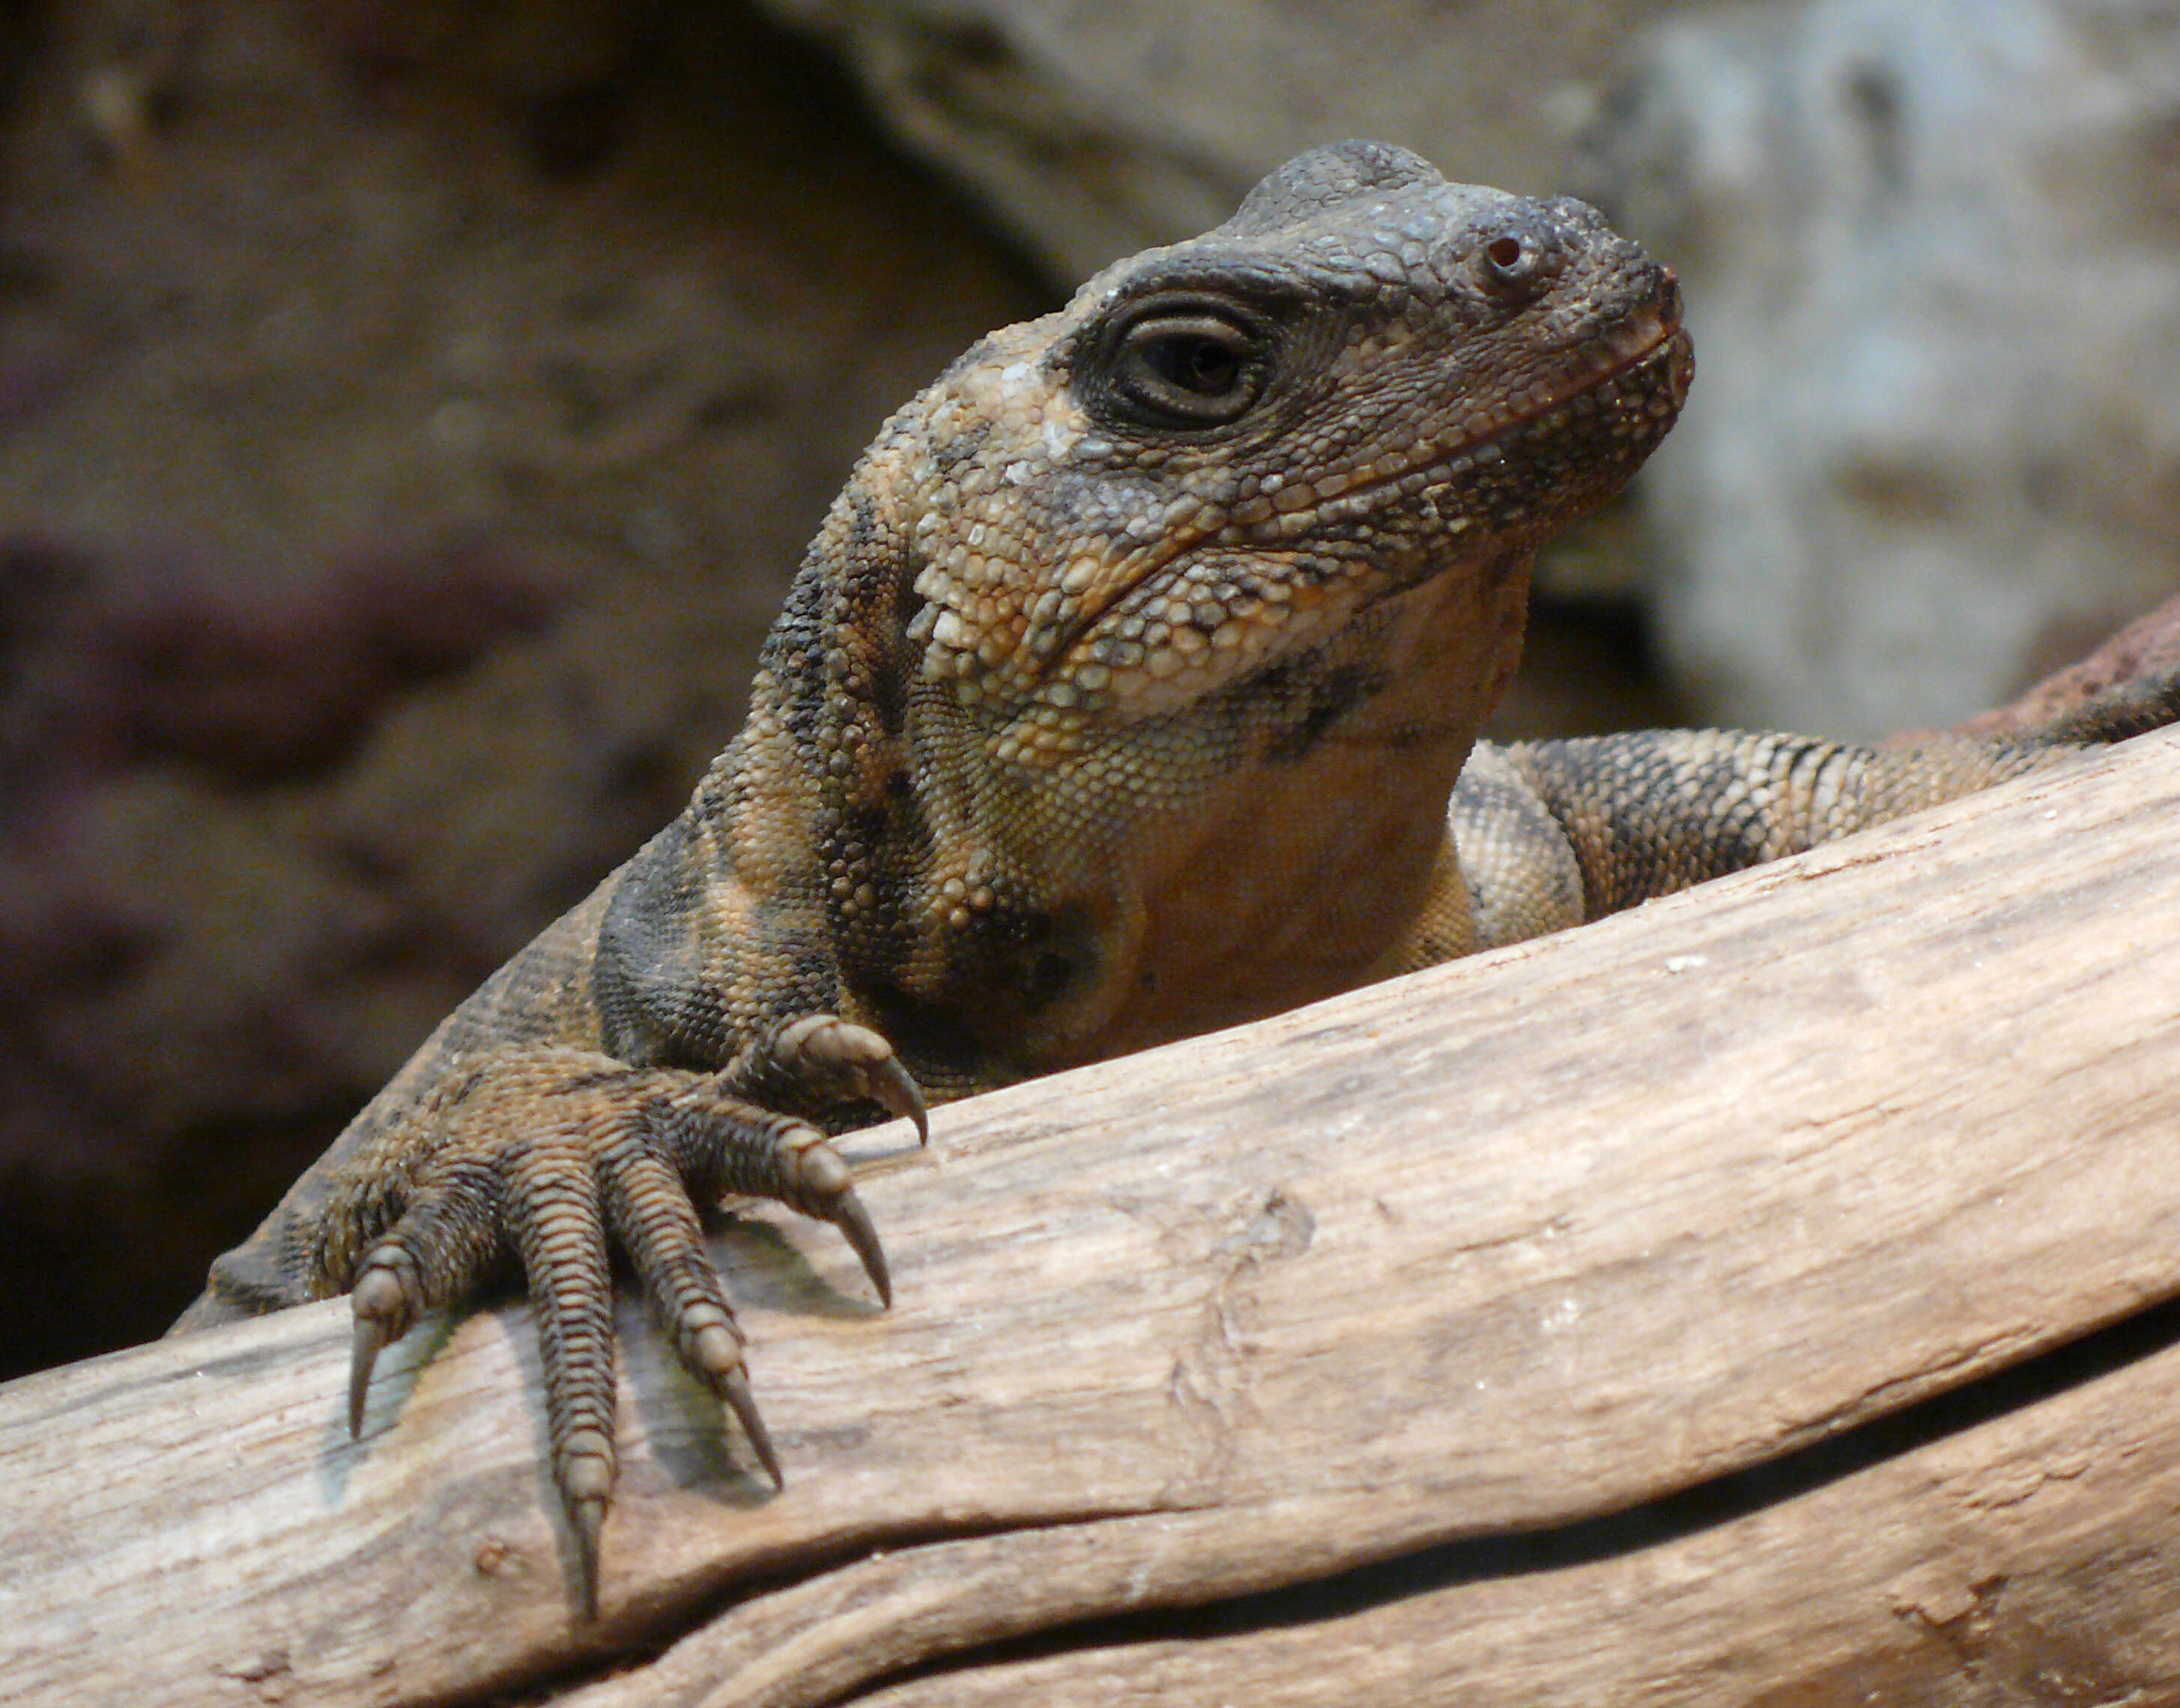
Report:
173,141,2177,1613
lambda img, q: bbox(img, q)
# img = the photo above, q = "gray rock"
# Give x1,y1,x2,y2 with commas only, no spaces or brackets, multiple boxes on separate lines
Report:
1581,0,2180,736
750,0,1701,279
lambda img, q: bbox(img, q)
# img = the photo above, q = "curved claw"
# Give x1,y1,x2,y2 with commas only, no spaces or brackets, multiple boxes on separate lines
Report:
330,1048,848,1625
339,1160,499,1441
782,1136,892,1307
866,1055,930,1146
775,1014,928,1142
348,1314,392,1438
830,1185,891,1308
553,1436,617,1625
347,1263,414,1437
719,1366,783,1487
570,1495,605,1624
503,1135,622,1624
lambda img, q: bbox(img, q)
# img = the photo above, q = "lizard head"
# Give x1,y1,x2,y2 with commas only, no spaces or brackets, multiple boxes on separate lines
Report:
899,139,1690,755
787,141,1692,1070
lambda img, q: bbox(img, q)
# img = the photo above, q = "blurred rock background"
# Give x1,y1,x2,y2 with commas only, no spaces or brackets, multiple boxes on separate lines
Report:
2,0,2175,1377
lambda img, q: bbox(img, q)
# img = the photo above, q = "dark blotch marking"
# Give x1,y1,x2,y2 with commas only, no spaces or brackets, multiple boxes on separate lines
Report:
963,903,1091,1016
788,947,839,999
931,419,993,475
856,976,988,1079
1265,662,1389,761
761,572,828,747
851,900,1094,1070
841,802,891,852
826,784,934,958
871,575,925,736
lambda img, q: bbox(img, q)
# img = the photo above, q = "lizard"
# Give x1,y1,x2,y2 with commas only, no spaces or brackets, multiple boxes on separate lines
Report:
169,139,2180,1615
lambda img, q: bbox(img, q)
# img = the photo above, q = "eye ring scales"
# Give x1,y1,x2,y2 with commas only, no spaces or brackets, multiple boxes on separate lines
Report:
1107,306,1268,427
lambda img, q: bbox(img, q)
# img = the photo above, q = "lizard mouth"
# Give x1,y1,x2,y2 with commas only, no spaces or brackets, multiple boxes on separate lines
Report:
1198,300,1692,565
1587,312,1695,417
1574,310,1695,437
1354,298,1693,520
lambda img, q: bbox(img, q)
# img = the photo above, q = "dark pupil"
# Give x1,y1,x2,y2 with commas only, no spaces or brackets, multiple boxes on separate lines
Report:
1145,333,1241,396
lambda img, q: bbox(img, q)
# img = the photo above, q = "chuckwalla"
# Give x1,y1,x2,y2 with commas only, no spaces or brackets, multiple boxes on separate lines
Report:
175,140,2176,1612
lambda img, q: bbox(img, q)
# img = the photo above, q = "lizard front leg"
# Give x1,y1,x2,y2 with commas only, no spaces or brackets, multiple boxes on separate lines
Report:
1441,675,2180,952
175,797,929,1616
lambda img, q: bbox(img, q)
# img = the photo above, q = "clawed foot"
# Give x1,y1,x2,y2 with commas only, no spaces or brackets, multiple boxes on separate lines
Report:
338,1016,924,1617
766,1014,931,1148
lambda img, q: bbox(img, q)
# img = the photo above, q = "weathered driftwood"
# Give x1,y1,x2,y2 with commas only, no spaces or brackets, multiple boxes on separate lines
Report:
6,730,2180,1708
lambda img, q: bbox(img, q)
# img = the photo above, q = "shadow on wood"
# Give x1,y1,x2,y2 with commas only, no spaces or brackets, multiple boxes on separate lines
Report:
5,731,2180,1707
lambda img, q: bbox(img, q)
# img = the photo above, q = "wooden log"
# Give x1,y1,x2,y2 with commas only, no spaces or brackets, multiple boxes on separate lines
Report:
6,730,2180,1707
835,1319,2180,1708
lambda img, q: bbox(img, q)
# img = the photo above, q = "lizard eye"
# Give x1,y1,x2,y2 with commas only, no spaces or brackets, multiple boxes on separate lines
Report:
1107,309,1268,427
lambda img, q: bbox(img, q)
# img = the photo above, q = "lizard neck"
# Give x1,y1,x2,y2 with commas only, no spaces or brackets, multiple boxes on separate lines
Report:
838,551,1530,1078
1056,553,1527,1060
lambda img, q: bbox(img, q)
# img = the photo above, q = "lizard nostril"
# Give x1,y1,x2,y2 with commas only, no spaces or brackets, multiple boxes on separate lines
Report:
1487,235,1527,273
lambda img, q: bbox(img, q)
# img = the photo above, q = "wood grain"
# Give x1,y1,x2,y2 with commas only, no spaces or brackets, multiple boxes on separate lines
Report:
846,1321,2180,1708
6,730,2180,1707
